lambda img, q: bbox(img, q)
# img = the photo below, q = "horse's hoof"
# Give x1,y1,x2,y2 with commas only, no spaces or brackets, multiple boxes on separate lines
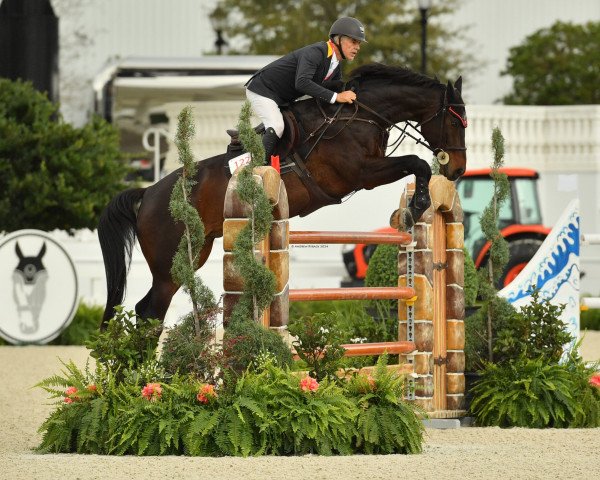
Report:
402,209,415,230
414,193,431,212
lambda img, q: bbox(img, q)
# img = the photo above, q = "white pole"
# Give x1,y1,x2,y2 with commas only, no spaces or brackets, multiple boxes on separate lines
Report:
581,233,600,245
142,127,169,184
582,297,600,309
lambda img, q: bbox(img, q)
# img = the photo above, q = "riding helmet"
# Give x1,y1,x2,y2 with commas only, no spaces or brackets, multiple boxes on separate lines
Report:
329,17,367,43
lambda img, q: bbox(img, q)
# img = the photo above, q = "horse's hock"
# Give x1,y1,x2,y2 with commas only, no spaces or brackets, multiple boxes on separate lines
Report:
223,168,465,417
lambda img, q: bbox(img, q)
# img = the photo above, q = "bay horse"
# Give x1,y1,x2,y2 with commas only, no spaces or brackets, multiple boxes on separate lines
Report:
98,63,468,327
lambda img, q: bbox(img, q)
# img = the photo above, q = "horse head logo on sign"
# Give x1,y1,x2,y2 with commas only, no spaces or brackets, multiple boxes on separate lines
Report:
0,230,78,344
13,241,48,334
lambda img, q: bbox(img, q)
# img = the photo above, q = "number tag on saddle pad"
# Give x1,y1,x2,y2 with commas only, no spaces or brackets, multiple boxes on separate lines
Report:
228,152,252,174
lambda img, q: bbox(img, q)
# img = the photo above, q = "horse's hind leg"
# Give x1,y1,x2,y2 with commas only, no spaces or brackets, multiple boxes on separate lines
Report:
136,237,216,324
135,279,179,324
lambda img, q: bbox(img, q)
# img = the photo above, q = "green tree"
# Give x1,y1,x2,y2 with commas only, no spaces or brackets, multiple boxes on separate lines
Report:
501,21,600,105
213,0,479,80
0,79,128,233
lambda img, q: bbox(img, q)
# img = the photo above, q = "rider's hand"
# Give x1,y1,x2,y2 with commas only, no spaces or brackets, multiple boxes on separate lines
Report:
336,90,357,104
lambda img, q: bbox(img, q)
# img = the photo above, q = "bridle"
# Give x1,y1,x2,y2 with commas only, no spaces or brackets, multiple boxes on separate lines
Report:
306,86,467,165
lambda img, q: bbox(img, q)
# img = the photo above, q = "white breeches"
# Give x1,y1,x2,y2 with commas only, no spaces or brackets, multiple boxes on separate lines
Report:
245,88,284,137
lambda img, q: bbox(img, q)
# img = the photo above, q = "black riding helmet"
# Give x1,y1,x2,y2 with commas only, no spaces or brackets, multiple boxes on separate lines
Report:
329,17,367,60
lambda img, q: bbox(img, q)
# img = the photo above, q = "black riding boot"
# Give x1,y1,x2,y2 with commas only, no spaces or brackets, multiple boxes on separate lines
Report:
262,127,279,166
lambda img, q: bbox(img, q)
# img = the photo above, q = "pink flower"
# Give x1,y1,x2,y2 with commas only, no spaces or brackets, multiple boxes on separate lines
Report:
87,384,97,393
141,383,162,401
64,386,79,403
300,376,319,392
590,374,600,388
196,384,217,404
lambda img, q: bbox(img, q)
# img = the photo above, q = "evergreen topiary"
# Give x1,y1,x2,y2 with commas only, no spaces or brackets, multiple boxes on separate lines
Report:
0,78,128,232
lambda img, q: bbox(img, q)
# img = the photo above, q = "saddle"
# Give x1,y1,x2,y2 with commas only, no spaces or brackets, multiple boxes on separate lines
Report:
224,106,341,216
226,108,301,173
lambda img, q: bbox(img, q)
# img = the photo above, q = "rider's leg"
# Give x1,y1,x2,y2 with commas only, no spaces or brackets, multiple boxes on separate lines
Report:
245,89,284,165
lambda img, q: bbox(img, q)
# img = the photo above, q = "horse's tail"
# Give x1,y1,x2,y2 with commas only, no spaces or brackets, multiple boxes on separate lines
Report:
98,187,146,327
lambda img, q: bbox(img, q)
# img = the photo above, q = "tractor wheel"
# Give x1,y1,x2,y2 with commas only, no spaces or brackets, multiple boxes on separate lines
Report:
499,238,544,288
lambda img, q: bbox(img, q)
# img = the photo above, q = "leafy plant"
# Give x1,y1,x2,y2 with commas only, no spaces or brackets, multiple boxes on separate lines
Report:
221,318,293,375
464,296,516,372
477,127,510,362
160,105,222,380
288,312,346,381
345,355,424,454
494,287,572,364
470,357,586,428
463,247,479,307
85,307,162,378
0,78,128,232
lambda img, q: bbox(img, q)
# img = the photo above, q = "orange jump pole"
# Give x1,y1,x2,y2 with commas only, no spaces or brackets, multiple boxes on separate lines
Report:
289,231,411,245
289,286,416,302
341,341,416,356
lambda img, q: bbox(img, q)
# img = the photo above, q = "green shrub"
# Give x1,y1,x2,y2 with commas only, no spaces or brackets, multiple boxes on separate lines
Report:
290,300,398,344
85,307,162,379
580,300,600,330
470,357,584,427
494,288,571,364
159,312,222,384
288,312,346,381
221,319,293,375
345,355,424,454
0,78,128,232
464,296,516,371
463,247,479,306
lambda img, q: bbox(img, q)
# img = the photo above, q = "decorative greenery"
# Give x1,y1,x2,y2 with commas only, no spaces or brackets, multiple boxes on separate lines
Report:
494,288,571,364
501,21,600,105
346,355,424,454
160,105,221,379
464,297,516,372
463,247,479,307
288,312,346,381
85,307,162,379
227,101,276,324
37,354,425,455
0,78,128,233
470,356,599,428
221,319,293,375
477,127,510,362
580,295,600,330
213,0,480,82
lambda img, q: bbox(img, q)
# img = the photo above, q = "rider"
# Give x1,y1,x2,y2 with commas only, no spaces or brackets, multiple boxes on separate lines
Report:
245,17,367,165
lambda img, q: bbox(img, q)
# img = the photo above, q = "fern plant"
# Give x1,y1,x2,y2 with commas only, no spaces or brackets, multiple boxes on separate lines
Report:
470,357,584,427
345,355,425,454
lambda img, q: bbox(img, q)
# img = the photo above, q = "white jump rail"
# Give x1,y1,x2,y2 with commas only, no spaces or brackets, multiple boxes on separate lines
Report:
581,233,600,310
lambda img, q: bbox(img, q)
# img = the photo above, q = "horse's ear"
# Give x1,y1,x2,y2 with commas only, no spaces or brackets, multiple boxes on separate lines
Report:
454,76,463,93
446,80,455,99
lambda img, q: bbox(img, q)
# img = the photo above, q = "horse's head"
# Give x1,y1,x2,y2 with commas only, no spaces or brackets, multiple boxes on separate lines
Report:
420,77,467,181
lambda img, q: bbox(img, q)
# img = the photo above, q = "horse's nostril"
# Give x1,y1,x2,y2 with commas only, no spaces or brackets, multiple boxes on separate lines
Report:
455,168,465,177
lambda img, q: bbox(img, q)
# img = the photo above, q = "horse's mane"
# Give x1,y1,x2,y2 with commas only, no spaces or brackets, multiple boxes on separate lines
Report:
349,63,443,90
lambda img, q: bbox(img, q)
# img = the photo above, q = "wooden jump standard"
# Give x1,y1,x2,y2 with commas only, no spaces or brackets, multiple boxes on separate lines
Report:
223,167,466,417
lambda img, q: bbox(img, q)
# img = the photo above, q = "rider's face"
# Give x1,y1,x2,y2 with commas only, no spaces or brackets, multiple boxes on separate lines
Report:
340,37,361,61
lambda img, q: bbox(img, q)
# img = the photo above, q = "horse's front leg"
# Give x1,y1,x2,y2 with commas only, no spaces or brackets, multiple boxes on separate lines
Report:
388,155,432,231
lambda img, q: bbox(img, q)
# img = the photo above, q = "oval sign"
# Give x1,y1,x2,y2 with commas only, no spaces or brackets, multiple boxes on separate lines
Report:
0,230,78,344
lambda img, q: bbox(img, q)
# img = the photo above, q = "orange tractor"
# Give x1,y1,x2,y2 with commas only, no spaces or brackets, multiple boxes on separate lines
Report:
342,168,551,288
